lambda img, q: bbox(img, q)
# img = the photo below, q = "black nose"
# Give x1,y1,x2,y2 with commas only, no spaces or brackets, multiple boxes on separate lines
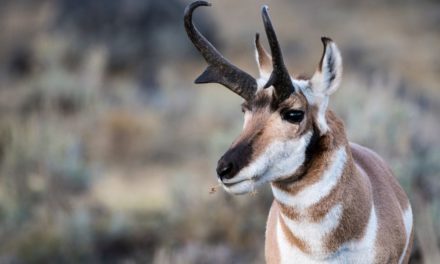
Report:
216,141,252,181
216,160,235,180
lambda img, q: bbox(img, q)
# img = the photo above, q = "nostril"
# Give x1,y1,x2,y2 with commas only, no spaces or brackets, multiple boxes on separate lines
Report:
217,162,234,180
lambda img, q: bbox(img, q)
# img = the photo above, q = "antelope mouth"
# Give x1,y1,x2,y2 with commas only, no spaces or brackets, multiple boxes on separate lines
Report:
223,178,253,187
221,174,264,194
222,172,263,186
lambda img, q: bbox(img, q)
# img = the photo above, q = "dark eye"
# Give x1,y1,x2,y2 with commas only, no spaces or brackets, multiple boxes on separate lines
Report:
282,110,305,123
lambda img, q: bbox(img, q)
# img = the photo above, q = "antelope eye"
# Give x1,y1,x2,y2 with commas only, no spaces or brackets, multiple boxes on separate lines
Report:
282,110,304,123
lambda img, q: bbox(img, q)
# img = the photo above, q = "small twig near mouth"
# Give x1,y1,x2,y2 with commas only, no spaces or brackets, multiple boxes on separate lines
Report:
209,183,222,194
249,182,258,197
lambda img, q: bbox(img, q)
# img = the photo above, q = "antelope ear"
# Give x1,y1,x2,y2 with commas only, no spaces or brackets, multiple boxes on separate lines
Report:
310,37,342,135
254,33,272,79
311,37,342,96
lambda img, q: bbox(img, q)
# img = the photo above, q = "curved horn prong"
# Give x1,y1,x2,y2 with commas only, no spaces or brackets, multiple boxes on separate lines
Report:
261,5,294,100
184,1,257,101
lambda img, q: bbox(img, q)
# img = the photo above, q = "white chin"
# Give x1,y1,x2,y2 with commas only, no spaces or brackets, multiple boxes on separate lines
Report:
222,179,262,195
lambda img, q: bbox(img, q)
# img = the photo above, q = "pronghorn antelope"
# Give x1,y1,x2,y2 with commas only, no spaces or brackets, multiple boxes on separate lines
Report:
184,1,413,263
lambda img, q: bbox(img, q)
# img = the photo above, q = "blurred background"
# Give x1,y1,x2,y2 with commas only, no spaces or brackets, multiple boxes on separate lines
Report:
0,0,439,263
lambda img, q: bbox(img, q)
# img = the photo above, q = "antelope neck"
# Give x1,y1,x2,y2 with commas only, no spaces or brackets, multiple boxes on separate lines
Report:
271,131,353,213
269,125,374,257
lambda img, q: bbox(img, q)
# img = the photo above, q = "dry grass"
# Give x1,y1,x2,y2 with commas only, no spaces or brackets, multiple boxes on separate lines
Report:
0,0,439,263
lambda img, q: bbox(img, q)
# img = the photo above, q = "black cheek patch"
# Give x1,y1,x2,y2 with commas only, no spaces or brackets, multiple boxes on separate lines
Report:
220,130,264,178
231,140,254,170
304,124,321,168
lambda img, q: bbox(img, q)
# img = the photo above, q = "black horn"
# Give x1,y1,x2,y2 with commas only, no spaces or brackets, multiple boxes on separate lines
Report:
184,1,257,101
261,6,295,100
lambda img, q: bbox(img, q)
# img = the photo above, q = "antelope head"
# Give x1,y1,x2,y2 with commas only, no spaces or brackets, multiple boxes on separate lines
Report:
185,1,343,194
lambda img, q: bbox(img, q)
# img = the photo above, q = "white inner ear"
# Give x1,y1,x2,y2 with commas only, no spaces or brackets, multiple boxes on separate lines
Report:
315,42,342,96
254,36,273,83
310,39,343,135
255,50,272,80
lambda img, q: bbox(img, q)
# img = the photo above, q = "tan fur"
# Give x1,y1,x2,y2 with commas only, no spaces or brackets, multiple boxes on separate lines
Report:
279,212,311,254
236,92,310,164
324,156,372,252
215,34,412,263
272,111,344,195
265,112,413,263
351,143,411,263
235,88,413,262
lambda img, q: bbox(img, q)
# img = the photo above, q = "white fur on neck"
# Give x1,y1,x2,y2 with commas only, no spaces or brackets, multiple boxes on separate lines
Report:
272,147,347,210
331,204,378,263
283,203,342,257
276,202,378,263
398,206,413,264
